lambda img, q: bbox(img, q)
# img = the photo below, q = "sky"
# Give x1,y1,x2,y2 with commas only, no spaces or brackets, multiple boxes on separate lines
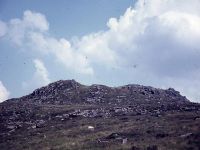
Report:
0,0,200,103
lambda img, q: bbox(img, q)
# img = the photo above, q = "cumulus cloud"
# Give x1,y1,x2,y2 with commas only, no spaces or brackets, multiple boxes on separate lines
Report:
1,10,49,45
0,10,95,75
22,59,50,93
29,32,94,74
1,1,200,102
0,81,10,102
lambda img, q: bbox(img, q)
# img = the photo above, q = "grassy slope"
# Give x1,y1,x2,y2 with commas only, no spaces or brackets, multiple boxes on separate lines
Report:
1,103,200,150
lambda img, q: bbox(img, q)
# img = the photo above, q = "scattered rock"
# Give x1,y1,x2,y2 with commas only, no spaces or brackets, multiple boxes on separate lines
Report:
88,126,94,131
146,145,158,150
31,124,37,129
7,125,16,130
0,79,199,150
180,133,193,138
36,120,45,128
106,133,123,140
131,146,140,150
156,133,169,138
122,138,128,144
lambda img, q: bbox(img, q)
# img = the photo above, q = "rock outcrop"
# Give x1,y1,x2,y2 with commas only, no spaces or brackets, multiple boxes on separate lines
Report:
8,79,188,105
0,80,199,150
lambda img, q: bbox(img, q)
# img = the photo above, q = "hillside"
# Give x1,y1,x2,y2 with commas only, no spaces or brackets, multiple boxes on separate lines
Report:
0,80,200,150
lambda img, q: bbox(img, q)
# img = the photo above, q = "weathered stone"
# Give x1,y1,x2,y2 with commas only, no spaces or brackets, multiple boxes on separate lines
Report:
36,120,45,128
146,145,158,150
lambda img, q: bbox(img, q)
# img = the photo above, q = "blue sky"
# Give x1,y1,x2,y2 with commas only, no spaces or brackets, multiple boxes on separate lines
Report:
1,0,200,102
0,0,134,99
0,0,134,38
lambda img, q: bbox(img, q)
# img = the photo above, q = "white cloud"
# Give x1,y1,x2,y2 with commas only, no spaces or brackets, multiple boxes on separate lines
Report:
0,10,94,75
0,81,10,102
4,10,49,45
22,59,50,93
29,32,94,75
0,21,7,37
33,59,50,85
2,1,200,102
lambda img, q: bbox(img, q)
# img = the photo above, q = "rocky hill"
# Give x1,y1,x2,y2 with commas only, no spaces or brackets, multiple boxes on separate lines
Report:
16,79,188,105
0,80,200,150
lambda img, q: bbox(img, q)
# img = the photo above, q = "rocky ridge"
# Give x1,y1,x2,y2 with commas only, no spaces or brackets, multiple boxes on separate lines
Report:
0,80,200,150
17,79,188,105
